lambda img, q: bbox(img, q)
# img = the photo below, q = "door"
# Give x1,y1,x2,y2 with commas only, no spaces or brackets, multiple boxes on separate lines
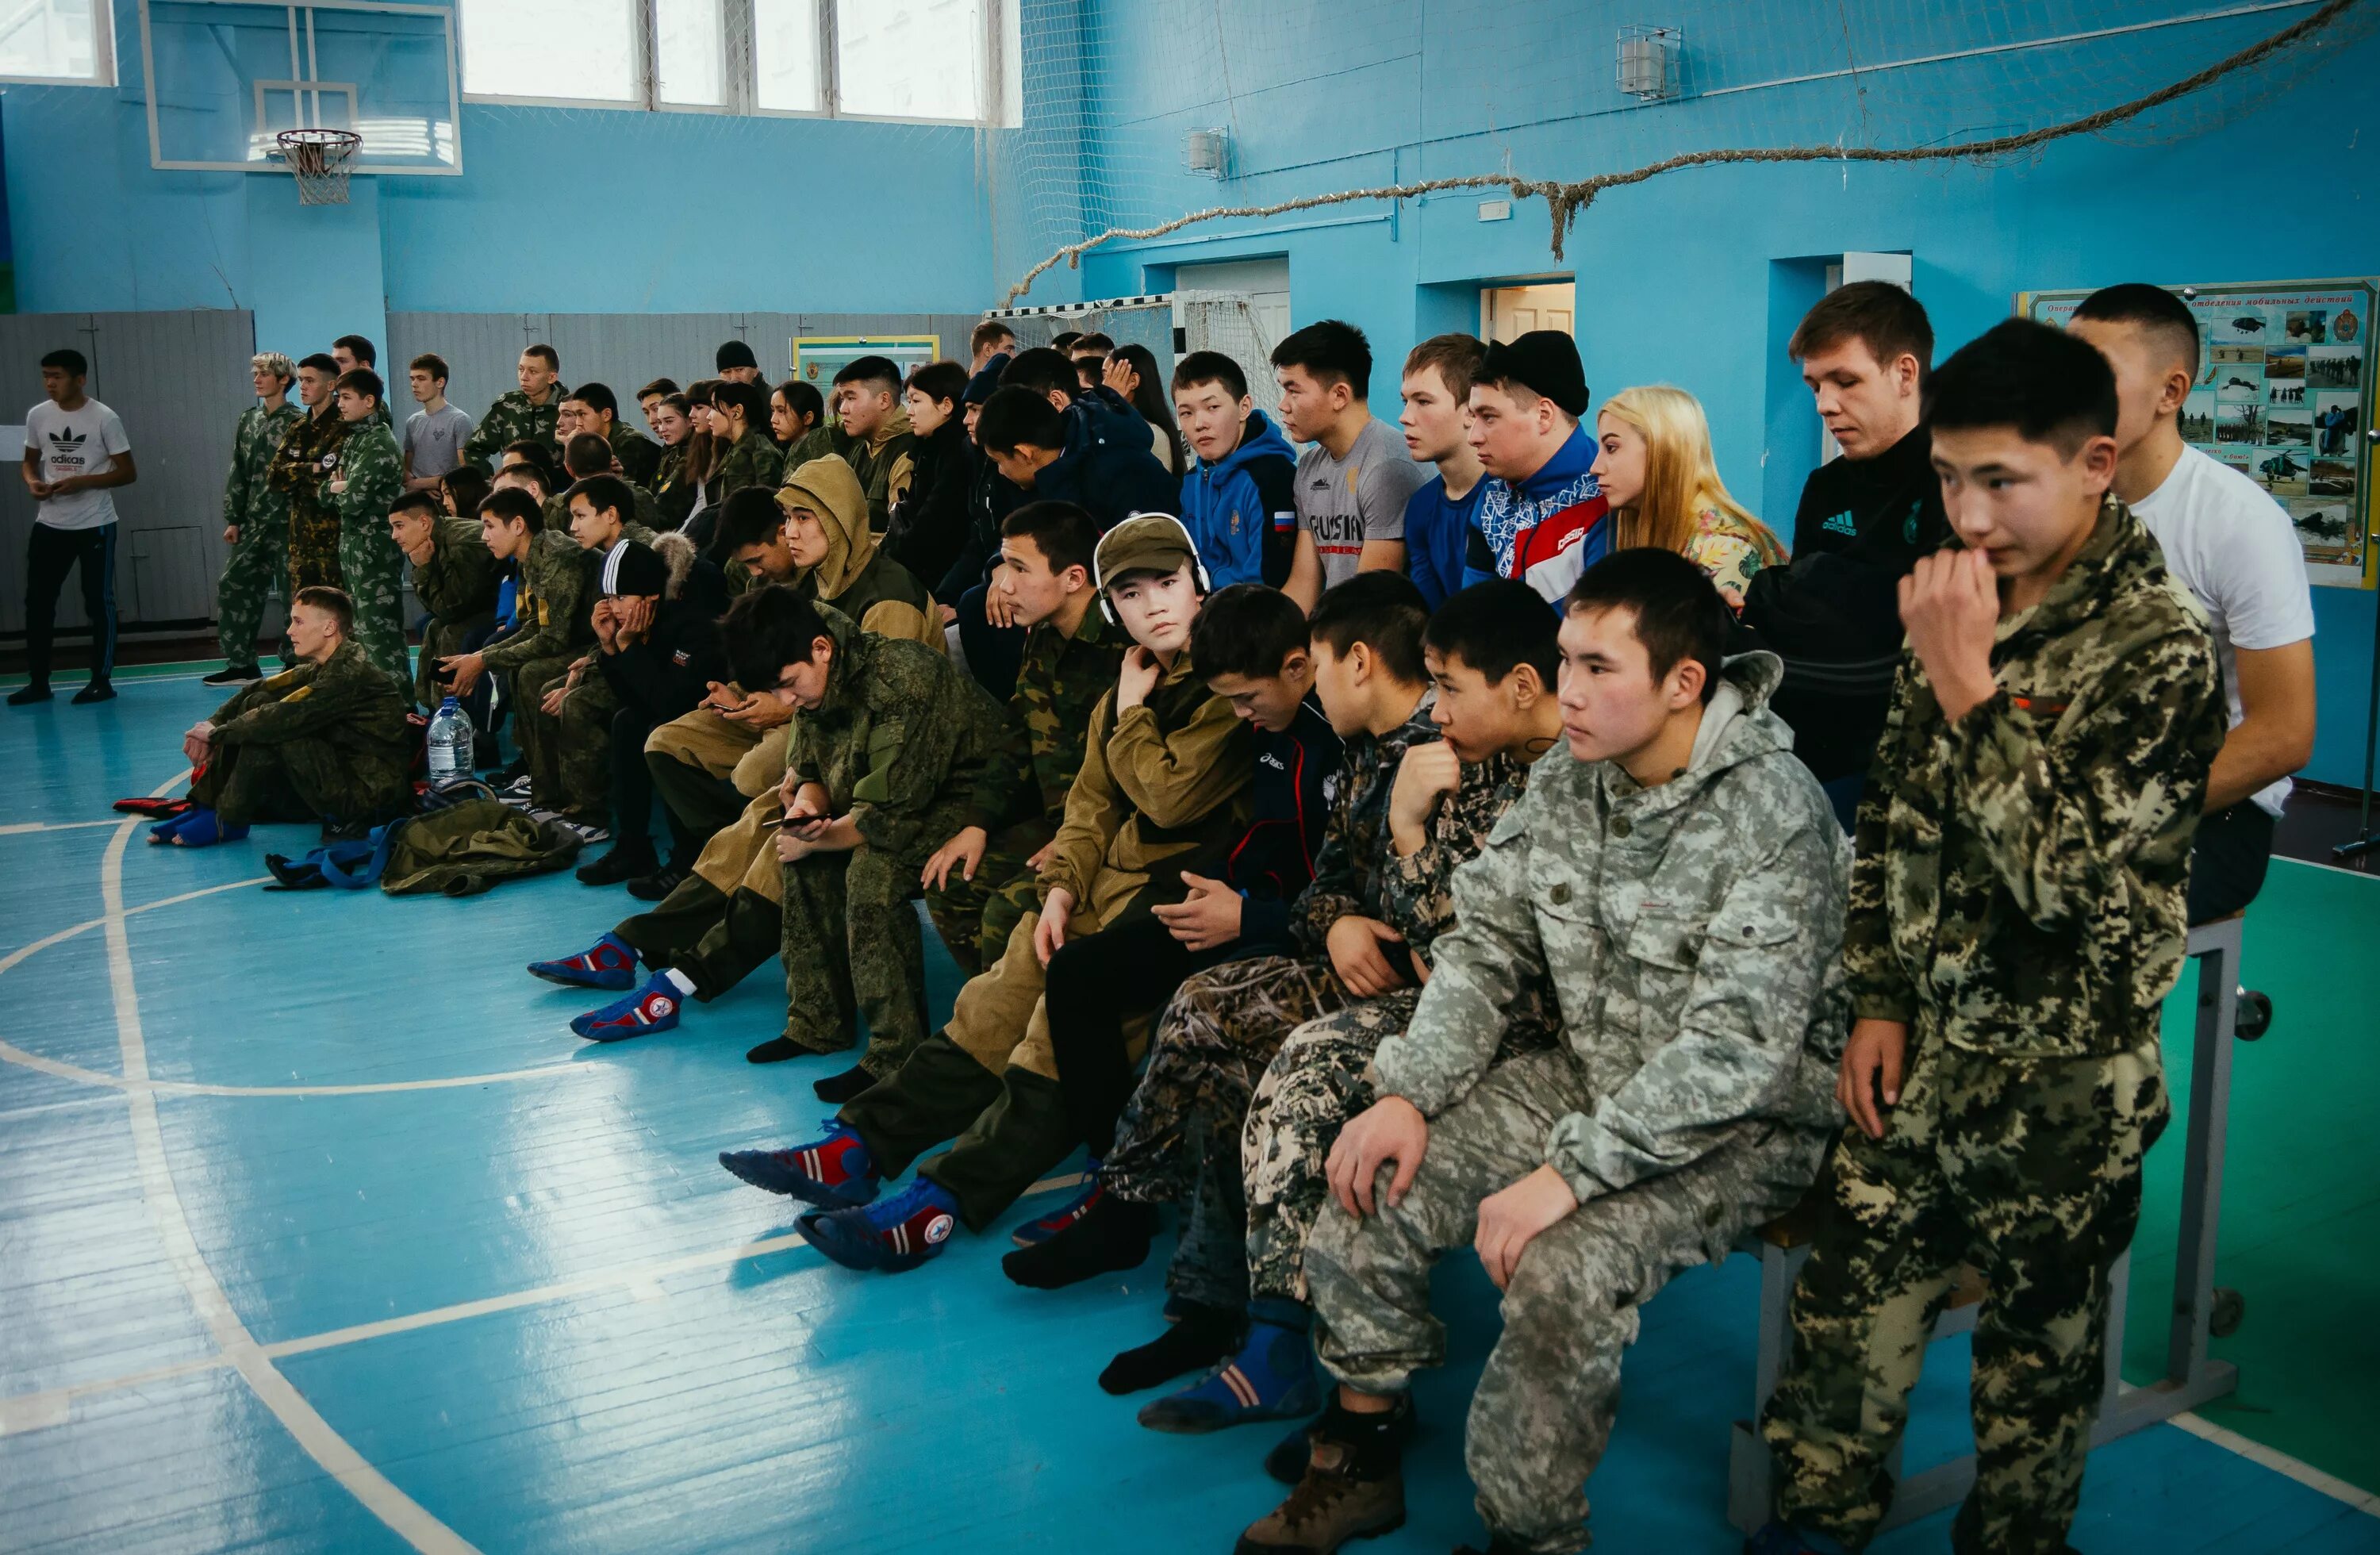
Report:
1481,282,1576,344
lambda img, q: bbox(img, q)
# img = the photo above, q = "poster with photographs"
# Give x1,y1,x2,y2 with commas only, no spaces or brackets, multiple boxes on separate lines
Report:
2021,279,2378,588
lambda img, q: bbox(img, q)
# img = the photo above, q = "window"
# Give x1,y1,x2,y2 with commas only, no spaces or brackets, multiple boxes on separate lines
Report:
0,0,113,86
457,0,1004,124
835,0,982,121
460,0,635,103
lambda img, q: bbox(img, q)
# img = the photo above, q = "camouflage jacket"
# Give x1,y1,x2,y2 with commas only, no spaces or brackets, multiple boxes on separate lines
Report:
222,401,302,533
1377,745,1534,955
1374,652,1852,1201
789,603,1006,864
332,423,405,536
460,386,567,470
1849,497,2222,1060
1291,693,1441,950
480,529,594,671
608,421,662,488
713,430,785,502
413,516,501,625
266,405,351,506
964,606,1128,835
209,638,413,763
842,413,918,532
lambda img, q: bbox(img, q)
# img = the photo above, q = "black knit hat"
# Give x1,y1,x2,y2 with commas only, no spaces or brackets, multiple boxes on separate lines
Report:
601,539,669,598
715,339,759,371
1480,329,1589,417
962,359,1008,406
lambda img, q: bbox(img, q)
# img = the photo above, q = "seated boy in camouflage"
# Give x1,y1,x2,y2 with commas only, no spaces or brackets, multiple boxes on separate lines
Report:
155,586,414,848
437,486,596,799
1754,323,2223,1555
387,489,497,712
1239,550,1850,1555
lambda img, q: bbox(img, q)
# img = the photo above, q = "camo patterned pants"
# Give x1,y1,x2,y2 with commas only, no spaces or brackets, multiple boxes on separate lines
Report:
336,523,410,688
923,821,1050,978
1764,1038,2169,1555
215,520,286,668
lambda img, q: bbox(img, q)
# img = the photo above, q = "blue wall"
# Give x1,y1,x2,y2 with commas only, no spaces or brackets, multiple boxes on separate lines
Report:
1,0,996,358
1015,0,2380,788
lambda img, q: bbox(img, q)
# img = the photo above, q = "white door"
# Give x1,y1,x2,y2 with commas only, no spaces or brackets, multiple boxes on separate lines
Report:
1481,282,1576,343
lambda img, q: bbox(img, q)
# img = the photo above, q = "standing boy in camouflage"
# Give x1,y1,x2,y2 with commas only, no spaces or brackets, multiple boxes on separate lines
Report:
154,586,414,849
209,351,303,686
461,344,566,471
1242,549,1851,1555
325,368,410,687
1756,321,2223,1555
267,353,351,596
919,499,1125,978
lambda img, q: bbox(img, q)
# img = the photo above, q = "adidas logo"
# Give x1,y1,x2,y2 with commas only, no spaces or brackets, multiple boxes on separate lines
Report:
48,428,86,447
1820,510,1859,538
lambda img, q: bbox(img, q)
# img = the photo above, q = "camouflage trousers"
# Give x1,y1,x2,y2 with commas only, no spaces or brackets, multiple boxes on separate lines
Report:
288,503,342,595
779,845,931,1080
1763,1037,2170,1555
215,519,287,668
416,610,493,711
505,655,589,818
923,820,1050,977
1310,1046,1825,1555
190,736,411,830
553,672,622,824
1242,989,1417,1304
336,523,411,688
1104,954,1350,1314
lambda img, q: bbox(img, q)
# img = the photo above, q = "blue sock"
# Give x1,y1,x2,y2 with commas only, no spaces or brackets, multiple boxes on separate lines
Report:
1138,1297,1319,1431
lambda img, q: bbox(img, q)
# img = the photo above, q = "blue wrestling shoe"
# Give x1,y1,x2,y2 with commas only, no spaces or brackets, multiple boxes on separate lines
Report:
528,931,640,990
148,807,248,848
718,1120,881,1208
1140,1297,1320,1433
1011,1158,1105,1247
797,1177,960,1273
569,970,693,1041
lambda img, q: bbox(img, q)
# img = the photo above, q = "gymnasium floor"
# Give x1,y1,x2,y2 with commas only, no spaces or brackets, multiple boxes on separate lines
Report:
4,664,2377,1555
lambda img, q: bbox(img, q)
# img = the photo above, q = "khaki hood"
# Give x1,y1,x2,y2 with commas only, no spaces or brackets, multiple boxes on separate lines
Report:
778,455,877,600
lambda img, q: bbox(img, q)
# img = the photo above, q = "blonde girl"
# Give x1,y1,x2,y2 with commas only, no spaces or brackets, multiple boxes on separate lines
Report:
1591,384,1787,606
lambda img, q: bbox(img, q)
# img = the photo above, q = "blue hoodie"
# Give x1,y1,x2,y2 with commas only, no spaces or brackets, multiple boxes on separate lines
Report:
1031,393,1182,532
1178,409,1299,589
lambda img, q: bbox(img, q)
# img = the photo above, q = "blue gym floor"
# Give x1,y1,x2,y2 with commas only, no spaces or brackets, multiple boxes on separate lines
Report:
3,666,2377,1554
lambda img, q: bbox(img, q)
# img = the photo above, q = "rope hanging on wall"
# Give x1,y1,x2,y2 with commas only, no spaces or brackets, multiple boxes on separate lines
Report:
1001,0,2362,305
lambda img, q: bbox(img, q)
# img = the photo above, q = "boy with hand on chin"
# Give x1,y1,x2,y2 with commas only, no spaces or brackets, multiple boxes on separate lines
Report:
1756,320,2223,1555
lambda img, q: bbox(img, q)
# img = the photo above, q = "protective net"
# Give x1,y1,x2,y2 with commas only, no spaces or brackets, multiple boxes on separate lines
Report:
985,289,1282,416
988,0,2378,304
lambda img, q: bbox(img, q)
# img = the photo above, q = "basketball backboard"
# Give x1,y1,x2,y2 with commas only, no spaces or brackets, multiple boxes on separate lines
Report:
139,0,461,175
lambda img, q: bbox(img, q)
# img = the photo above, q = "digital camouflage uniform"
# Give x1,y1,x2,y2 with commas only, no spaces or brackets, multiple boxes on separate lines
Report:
1102,693,1440,1314
215,400,303,669
410,516,501,709
925,605,1124,977
608,420,662,489
774,605,1004,1077
191,638,415,827
267,406,352,595
836,651,1253,1230
1763,499,2223,1555
837,410,917,532
479,528,595,810
712,428,785,504
1306,653,1850,1555
1242,746,1556,1304
460,385,566,471
329,420,411,687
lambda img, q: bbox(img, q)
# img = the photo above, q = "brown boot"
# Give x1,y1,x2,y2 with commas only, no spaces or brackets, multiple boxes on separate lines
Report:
1234,1437,1405,1553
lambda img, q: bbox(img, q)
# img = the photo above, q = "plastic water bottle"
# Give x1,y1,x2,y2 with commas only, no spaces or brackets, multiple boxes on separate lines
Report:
427,695,474,782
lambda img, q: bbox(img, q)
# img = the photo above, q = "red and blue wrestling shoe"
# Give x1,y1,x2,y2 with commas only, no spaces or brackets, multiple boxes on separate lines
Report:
798,1177,961,1274
718,1120,880,1208
569,969,693,1041
528,931,640,990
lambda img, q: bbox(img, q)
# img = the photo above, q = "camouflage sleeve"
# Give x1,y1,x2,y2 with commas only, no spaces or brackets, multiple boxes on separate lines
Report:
965,696,1037,835
338,433,404,528
222,411,251,530
843,696,973,861
481,550,589,670
459,401,506,471
1845,657,1920,1023
1290,766,1367,949
1377,764,1511,952
1939,620,2221,932
1104,693,1250,831
1038,694,1126,906
209,665,304,728
1545,783,1848,1201
213,664,368,746
264,422,309,496
1370,802,1548,1115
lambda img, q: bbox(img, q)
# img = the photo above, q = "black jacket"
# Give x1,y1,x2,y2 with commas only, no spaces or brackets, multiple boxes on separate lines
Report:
885,417,976,593
1226,695,1345,951
594,557,731,720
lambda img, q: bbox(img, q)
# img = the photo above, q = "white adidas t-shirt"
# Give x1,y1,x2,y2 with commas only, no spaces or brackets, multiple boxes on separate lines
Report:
2131,444,2315,816
24,397,132,532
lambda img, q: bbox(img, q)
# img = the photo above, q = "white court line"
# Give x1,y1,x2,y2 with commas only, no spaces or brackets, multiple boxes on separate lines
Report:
2272,853,2380,883
0,877,582,1100
2170,1412,2380,1518
0,818,126,835
0,1172,1082,1438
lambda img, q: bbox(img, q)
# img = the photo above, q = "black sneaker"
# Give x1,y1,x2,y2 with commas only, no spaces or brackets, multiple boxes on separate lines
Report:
6,683,52,707
202,666,263,687
625,866,686,901
71,681,117,705
576,842,656,886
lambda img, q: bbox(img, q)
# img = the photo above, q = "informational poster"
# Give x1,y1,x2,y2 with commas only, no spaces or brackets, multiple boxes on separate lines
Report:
788,336,940,407
2021,279,2377,588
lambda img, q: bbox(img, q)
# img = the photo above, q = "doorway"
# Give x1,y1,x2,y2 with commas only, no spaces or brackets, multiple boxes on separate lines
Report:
1480,282,1576,343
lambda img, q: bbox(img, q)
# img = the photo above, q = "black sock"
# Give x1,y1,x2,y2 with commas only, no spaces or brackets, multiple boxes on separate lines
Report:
811,1064,875,1103
1315,1392,1410,1479
1096,1299,1238,1395
1001,1193,1157,1292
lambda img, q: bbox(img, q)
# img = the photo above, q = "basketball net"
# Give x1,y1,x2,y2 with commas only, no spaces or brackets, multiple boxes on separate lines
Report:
278,129,362,206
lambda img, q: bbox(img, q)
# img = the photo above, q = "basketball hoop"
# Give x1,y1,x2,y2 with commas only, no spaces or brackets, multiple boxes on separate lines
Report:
276,128,362,206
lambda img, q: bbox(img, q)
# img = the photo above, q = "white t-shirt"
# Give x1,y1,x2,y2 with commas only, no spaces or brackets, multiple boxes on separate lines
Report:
2132,443,2316,816
24,397,132,532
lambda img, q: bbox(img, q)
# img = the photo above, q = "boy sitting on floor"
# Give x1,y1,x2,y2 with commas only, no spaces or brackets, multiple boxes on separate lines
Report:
1239,549,1848,1555
712,517,1263,1271
156,586,414,848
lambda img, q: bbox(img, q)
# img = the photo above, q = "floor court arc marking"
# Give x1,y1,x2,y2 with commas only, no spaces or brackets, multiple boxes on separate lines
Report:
93,804,482,1554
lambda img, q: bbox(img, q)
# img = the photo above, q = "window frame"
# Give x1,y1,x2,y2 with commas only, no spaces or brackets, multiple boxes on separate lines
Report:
0,0,118,88
457,0,1012,126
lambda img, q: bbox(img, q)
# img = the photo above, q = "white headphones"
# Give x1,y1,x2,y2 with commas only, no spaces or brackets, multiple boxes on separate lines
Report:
1093,512,1211,624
